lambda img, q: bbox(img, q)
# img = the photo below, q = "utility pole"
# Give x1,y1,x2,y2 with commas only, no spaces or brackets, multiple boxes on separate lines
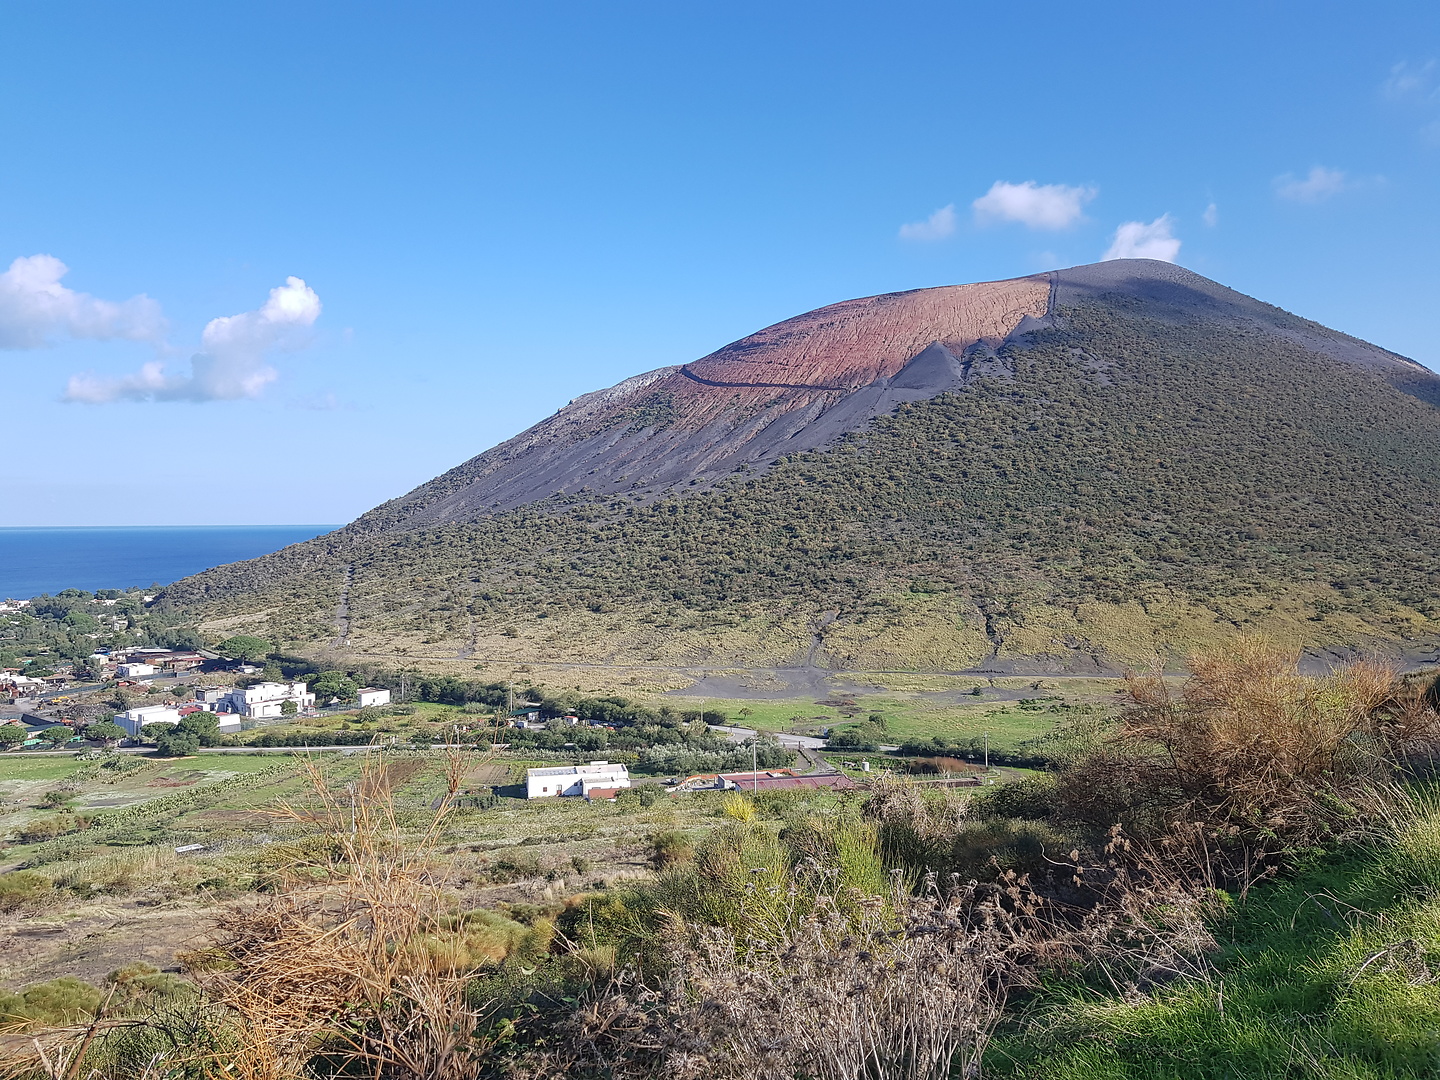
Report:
752,737,757,793
984,732,989,780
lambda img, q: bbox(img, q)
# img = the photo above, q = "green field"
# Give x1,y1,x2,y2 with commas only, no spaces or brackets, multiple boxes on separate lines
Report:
665,677,1123,752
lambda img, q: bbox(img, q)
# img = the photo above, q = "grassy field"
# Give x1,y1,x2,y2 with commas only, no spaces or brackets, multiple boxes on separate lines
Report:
0,742,783,989
664,676,1126,751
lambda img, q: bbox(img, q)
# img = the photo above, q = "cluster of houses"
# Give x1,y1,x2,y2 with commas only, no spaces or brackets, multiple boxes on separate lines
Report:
1,648,214,701
522,762,860,801
116,682,393,736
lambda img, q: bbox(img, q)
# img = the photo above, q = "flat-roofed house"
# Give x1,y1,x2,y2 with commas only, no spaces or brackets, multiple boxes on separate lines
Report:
118,704,183,737
526,761,631,799
356,687,391,708
220,681,316,719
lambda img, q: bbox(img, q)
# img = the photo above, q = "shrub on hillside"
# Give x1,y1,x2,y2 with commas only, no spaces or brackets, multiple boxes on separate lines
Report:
1052,641,1440,883
0,977,101,1028
0,870,52,912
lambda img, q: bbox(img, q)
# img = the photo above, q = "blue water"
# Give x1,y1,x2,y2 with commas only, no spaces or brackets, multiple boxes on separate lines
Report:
0,526,338,599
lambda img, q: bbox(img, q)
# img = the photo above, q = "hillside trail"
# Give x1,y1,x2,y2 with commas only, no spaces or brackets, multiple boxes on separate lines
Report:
329,564,353,649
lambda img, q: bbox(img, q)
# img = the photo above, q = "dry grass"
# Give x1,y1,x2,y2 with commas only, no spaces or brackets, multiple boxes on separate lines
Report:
521,836,1217,1080
1054,640,1440,887
1,749,503,1080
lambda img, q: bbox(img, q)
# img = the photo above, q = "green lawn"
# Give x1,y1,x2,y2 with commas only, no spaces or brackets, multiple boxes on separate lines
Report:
0,757,93,781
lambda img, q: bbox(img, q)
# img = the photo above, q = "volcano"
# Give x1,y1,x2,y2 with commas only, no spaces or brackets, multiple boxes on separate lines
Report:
159,260,1440,673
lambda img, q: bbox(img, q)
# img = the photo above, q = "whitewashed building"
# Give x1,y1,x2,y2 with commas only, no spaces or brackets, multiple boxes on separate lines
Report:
525,761,631,799
220,681,316,719
117,704,183,737
356,687,391,708
116,663,156,678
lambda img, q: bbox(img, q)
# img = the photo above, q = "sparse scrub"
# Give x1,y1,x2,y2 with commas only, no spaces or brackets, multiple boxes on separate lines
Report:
648,829,693,869
718,792,756,821
1053,641,1438,886
0,869,52,912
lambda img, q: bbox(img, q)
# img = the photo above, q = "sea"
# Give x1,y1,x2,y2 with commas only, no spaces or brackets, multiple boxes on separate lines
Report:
0,526,338,600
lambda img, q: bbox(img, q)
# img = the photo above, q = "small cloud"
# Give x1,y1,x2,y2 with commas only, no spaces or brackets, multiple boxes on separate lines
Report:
972,180,1096,230
898,204,957,242
1202,202,1219,228
1102,215,1181,263
0,254,165,349
296,391,349,412
1384,59,1438,102
1274,166,1350,203
65,277,321,404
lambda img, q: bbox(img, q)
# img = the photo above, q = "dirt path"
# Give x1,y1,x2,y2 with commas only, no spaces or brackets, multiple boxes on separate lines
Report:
331,564,354,649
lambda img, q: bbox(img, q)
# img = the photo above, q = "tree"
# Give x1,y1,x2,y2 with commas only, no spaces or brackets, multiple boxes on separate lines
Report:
62,611,100,634
82,721,127,746
154,729,199,757
215,635,271,664
177,713,222,746
280,699,298,717
0,725,27,750
39,726,73,747
310,671,358,705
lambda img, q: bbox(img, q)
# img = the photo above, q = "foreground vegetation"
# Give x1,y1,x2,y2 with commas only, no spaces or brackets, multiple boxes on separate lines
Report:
0,643,1436,1078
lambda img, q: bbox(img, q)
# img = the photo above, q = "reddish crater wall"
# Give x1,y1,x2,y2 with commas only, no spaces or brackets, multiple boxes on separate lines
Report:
683,275,1051,389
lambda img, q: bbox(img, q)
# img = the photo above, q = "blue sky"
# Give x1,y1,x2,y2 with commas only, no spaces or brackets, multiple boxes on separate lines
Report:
2,1,1438,526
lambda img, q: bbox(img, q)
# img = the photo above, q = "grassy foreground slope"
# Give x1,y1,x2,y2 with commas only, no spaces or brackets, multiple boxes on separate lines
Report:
991,804,1440,1079
158,297,1440,670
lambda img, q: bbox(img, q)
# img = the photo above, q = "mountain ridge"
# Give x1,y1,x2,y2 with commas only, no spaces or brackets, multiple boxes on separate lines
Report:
157,260,1440,673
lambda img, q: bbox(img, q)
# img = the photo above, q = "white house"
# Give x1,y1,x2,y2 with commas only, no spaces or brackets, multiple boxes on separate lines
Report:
220,681,315,719
191,687,229,710
525,761,631,799
118,704,183,737
116,663,156,678
356,687,391,708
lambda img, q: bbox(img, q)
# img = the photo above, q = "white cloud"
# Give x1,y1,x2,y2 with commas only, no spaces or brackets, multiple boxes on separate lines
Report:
1202,202,1219,228
0,254,165,349
65,277,321,404
1274,166,1350,203
1102,215,1181,263
1384,59,1437,102
898,204,957,242
972,180,1096,230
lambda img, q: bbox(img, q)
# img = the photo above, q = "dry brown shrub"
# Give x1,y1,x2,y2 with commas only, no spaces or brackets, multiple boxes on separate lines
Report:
184,750,494,1080
0,748,500,1080
518,836,1215,1080
1054,641,1437,885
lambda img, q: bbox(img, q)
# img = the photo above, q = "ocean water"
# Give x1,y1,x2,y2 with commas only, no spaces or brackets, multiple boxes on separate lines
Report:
0,526,338,600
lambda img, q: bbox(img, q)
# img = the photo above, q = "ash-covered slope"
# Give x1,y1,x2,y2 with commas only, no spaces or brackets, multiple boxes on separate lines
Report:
350,260,1435,535
159,260,1440,671
351,271,1051,531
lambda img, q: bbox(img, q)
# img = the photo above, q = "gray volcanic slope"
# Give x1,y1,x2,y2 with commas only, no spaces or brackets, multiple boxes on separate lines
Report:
342,258,1435,536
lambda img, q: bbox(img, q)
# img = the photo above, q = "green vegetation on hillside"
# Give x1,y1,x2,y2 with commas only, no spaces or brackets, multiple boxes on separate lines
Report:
157,300,1440,667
